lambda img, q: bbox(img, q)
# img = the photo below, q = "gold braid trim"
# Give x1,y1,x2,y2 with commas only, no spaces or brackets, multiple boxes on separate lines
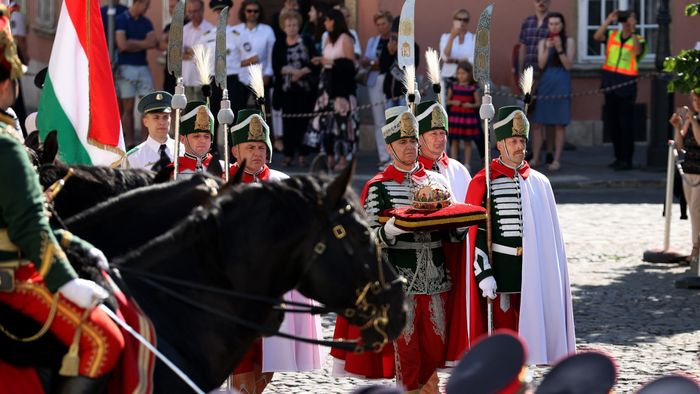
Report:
38,233,67,279
0,290,59,342
59,230,74,249
87,137,126,168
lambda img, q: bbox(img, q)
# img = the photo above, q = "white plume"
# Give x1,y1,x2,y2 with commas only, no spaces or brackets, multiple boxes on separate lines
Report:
248,63,265,100
402,64,416,96
192,44,212,86
520,66,534,96
425,48,441,86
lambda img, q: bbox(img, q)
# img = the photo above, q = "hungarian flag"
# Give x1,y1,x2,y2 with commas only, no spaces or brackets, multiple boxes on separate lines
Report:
37,0,125,166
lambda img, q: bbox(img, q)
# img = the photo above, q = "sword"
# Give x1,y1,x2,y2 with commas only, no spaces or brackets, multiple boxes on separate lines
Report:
474,4,496,336
397,0,416,112
215,7,234,182
168,1,187,180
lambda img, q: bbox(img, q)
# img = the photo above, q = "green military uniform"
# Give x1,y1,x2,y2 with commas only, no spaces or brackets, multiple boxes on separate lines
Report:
471,106,530,293
0,115,77,290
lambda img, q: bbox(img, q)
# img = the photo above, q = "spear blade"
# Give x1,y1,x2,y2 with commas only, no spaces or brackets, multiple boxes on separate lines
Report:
167,1,185,78
214,7,229,90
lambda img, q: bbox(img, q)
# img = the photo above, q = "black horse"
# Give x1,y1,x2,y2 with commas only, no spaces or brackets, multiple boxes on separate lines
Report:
113,164,406,392
0,165,406,392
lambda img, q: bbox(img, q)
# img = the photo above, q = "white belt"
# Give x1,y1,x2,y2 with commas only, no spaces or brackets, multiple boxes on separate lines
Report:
492,243,522,256
392,240,442,250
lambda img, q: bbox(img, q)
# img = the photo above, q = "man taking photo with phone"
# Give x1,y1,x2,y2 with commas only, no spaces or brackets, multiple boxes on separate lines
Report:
594,9,646,171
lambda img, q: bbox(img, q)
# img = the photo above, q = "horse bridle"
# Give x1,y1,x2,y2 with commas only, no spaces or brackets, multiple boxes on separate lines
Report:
302,200,396,353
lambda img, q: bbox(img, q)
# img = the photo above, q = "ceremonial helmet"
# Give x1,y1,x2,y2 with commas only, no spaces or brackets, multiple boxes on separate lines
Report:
230,108,272,160
180,101,214,136
382,106,418,144
493,105,530,142
416,100,448,135
0,4,24,81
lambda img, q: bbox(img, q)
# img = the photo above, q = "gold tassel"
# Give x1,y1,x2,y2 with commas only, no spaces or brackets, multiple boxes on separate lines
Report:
59,304,92,377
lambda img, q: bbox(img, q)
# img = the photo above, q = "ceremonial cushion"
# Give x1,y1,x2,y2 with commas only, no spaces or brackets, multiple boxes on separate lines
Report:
378,203,486,232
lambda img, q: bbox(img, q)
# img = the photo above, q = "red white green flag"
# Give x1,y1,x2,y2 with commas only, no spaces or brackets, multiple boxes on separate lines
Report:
37,0,125,166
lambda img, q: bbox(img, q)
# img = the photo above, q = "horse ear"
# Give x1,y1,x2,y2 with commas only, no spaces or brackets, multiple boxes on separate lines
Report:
310,153,329,176
24,130,40,151
153,166,174,183
219,159,245,192
206,151,225,178
324,157,356,208
42,130,58,164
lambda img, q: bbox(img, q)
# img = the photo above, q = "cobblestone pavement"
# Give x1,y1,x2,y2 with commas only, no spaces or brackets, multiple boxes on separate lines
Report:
262,203,698,393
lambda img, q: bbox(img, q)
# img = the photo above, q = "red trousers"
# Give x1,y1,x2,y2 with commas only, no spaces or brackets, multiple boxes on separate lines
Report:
394,293,448,391
493,293,521,332
234,338,262,374
0,264,124,378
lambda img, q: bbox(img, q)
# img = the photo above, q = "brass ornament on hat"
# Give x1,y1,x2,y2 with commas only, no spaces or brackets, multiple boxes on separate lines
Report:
248,116,264,140
194,106,210,131
156,93,163,101
431,106,446,129
399,112,417,138
512,111,527,136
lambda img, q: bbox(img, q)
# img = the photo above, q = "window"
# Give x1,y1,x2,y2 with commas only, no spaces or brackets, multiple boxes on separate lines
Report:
577,0,658,63
34,0,56,34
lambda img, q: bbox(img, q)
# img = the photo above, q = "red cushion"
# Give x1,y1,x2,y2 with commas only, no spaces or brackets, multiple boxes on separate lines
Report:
379,203,486,232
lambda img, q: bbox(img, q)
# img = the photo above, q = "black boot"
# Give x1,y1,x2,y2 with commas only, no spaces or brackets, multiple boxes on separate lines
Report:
54,375,110,394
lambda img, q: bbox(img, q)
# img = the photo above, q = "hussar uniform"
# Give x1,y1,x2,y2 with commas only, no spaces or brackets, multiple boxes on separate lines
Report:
127,91,179,170
332,106,464,392
415,100,483,367
466,106,576,365
0,125,124,384
229,109,324,374
170,101,216,178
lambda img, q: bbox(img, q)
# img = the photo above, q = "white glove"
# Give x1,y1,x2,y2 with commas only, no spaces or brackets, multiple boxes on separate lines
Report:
88,248,109,271
478,276,497,299
383,217,409,241
59,278,108,309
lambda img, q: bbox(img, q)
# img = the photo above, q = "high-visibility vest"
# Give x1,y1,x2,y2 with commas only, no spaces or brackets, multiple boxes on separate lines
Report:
602,30,646,76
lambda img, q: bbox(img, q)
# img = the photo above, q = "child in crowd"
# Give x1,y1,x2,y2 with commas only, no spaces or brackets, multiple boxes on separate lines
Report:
446,61,481,168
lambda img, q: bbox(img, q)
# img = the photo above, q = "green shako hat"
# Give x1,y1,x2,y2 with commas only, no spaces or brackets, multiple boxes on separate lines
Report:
493,105,530,142
382,106,418,144
180,101,214,136
416,100,448,135
231,109,272,156
137,91,172,114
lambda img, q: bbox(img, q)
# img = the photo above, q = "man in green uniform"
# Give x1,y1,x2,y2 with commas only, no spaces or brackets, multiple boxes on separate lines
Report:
0,7,124,391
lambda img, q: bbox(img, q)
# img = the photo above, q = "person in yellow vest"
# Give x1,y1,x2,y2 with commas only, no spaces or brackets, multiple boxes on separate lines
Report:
594,9,646,171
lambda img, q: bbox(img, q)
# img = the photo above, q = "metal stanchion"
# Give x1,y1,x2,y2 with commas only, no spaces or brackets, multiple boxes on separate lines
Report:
642,140,686,264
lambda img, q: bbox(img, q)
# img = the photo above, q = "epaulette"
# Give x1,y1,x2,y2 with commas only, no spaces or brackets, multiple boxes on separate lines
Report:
126,145,139,156
0,123,23,144
231,29,240,36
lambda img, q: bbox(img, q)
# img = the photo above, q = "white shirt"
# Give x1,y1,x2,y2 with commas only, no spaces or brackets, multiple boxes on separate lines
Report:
322,29,361,57
10,11,26,37
182,19,216,87
127,135,179,169
198,25,246,77
439,32,475,78
234,22,275,84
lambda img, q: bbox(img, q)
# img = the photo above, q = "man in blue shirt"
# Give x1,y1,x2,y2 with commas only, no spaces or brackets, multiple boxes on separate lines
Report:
115,0,157,149
100,2,128,64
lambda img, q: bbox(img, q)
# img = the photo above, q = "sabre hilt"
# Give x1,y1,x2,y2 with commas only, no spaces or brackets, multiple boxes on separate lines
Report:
171,78,187,180
218,88,235,182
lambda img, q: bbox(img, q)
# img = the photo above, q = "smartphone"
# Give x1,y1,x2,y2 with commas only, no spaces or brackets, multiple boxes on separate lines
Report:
617,10,630,23
548,31,558,39
679,106,690,121
453,20,461,29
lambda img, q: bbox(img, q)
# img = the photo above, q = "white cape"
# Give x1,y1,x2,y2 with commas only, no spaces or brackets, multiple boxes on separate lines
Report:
261,290,327,372
519,170,576,365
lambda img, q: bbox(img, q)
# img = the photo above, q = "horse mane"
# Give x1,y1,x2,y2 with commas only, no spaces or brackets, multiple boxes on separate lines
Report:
65,175,217,230
112,175,328,269
39,162,157,191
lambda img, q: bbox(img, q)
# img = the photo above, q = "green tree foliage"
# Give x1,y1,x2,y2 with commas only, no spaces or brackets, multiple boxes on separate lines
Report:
664,49,700,94
686,2,700,16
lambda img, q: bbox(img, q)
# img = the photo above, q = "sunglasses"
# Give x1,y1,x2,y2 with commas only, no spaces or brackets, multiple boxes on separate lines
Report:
455,17,469,22
246,9,260,14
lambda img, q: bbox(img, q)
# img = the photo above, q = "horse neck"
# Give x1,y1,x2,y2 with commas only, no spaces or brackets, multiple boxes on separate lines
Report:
117,181,322,390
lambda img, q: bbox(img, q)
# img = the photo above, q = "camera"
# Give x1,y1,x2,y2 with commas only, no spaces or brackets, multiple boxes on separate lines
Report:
617,10,631,23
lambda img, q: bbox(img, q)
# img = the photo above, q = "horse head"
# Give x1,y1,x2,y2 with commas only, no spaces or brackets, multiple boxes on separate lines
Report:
295,160,406,353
